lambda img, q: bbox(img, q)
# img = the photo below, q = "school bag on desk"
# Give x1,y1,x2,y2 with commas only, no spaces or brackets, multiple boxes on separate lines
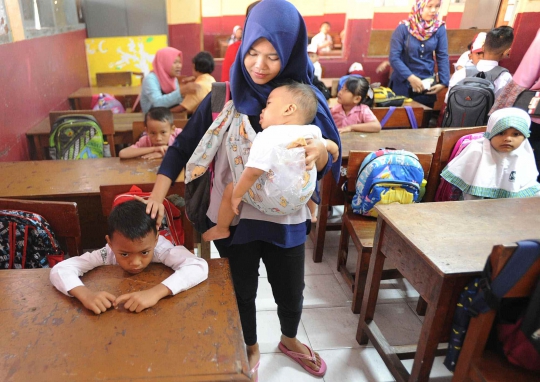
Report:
352,149,425,217
0,210,64,269
112,185,185,246
372,86,407,107
442,66,509,127
49,114,105,160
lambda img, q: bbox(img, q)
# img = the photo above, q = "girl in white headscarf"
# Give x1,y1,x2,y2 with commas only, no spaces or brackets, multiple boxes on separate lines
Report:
441,108,540,200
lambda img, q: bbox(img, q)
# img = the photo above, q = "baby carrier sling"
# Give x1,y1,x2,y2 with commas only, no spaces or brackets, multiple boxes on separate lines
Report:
442,66,508,128
0,210,64,269
184,82,231,233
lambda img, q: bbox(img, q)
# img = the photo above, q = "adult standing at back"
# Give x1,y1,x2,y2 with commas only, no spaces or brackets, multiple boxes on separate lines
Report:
311,21,333,53
389,0,449,108
144,0,341,379
140,47,198,113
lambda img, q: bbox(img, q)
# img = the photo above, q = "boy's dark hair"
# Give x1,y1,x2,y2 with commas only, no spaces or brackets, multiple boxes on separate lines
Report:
321,21,331,28
280,82,318,124
484,26,514,55
192,51,215,74
108,200,157,240
144,107,174,127
344,76,373,107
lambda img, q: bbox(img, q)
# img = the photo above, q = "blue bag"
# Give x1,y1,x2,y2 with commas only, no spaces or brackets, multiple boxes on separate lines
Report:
352,149,424,217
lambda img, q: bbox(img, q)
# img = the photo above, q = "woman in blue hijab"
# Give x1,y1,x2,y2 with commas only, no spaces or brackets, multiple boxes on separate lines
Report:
147,0,339,378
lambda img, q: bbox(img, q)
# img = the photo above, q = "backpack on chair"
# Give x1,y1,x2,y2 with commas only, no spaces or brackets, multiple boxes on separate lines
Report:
352,149,425,217
0,210,64,269
442,66,509,127
49,114,105,160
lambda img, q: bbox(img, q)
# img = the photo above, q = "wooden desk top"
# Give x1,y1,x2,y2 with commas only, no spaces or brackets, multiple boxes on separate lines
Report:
340,128,442,159
0,158,183,199
68,86,141,99
375,198,540,275
0,260,250,382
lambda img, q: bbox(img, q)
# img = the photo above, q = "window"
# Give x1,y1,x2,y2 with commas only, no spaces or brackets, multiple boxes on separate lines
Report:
18,0,84,39
0,0,11,44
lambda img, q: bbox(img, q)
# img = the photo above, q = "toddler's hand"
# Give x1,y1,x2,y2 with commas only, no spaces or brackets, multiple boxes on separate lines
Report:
71,286,116,315
114,289,162,313
231,196,242,215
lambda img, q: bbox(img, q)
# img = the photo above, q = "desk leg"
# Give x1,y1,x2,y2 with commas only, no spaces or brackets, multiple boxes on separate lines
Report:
409,278,456,382
310,173,332,263
356,218,386,345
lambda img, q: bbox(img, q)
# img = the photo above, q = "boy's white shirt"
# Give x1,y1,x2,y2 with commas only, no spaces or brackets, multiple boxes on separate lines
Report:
50,236,208,296
313,61,322,81
445,59,513,103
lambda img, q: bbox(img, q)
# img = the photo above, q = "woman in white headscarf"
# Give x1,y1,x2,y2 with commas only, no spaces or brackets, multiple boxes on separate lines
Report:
441,108,540,200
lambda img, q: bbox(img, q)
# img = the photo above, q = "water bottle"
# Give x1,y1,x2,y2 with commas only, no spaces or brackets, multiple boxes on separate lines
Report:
97,93,107,109
103,141,111,157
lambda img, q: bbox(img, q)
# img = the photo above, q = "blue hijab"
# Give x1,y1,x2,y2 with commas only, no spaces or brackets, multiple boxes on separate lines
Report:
230,0,341,181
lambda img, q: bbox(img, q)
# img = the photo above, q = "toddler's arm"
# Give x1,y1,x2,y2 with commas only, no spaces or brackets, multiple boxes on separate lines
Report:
231,167,264,214
50,248,116,314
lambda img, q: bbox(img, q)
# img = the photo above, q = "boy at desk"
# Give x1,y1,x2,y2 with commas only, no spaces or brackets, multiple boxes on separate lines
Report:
50,200,208,314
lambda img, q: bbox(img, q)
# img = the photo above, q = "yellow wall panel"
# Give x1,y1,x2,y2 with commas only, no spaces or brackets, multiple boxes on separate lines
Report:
167,0,201,24
85,35,168,86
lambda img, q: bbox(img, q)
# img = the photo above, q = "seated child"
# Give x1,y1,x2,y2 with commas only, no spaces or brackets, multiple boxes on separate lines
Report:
441,107,540,200
331,76,381,133
119,107,182,159
50,200,208,314
307,44,322,81
446,27,513,103
202,82,339,241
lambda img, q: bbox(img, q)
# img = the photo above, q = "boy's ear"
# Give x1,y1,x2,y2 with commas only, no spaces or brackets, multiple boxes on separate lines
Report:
105,235,112,247
503,47,511,58
283,103,298,116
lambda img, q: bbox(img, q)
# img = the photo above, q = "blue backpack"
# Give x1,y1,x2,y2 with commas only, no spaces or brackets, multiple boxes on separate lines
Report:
352,149,424,217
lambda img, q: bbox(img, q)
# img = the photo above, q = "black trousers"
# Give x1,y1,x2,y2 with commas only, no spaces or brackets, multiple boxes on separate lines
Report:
214,240,305,346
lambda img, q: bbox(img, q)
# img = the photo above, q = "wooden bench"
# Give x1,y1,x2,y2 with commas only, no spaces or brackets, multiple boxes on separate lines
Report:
337,150,433,313
453,242,540,381
99,183,196,257
0,198,82,258
424,126,487,203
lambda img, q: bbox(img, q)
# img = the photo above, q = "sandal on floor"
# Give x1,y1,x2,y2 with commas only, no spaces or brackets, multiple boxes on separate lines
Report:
249,360,260,382
278,342,327,377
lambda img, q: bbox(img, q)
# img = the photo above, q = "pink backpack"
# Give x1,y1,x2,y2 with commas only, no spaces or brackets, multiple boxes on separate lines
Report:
435,133,484,202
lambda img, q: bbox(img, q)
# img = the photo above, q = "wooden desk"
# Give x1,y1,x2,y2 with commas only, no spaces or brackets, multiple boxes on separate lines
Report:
68,86,141,110
310,128,442,262
26,113,187,160
357,198,540,382
0,259,250,382
0,158,183,249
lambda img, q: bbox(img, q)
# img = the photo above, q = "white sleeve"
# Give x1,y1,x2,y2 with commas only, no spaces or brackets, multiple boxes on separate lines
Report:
245,130,275,172
154,238,209,295
311,33,324,47
494,72,513,98
313,63,322,81
49,247,113,296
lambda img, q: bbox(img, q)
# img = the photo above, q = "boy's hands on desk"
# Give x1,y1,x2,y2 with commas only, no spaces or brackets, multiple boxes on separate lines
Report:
114,284,171,313
141,146,168,160
70,286,116,315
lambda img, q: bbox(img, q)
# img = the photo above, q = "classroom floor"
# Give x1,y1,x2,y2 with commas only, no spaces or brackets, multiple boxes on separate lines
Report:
206,216,454,382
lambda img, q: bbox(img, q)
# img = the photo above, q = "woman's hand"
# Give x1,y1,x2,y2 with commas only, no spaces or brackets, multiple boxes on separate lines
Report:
134,195,165,227
426,84,446,95
407,75,424,93
304,138,329,172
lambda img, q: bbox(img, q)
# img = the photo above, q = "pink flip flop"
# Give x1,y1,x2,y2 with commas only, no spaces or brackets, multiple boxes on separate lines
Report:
278,342,327,377
249,360,260,382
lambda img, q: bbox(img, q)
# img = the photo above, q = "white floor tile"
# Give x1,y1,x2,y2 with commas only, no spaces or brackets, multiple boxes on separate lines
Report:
258,353,324,382
256,310,310,354
303,274,350,309
304,248,335,276
301,307,362,350
256,277,278,311
319,347,395,382
402,356,453,381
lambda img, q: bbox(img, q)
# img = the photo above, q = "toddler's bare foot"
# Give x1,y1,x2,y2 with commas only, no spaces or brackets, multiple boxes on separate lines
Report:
202,226,230,241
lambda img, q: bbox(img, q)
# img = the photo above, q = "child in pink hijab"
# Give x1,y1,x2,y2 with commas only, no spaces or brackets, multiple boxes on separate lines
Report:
140,47,197,113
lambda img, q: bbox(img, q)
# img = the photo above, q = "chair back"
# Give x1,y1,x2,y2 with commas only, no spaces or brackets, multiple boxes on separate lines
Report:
49,110,117,157
424,126,487,202
372,107,424,129
0,198,82,257
99,183,194,252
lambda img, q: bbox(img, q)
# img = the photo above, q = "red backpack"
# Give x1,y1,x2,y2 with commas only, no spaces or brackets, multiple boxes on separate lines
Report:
113,185,184,246
435,132,484,202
